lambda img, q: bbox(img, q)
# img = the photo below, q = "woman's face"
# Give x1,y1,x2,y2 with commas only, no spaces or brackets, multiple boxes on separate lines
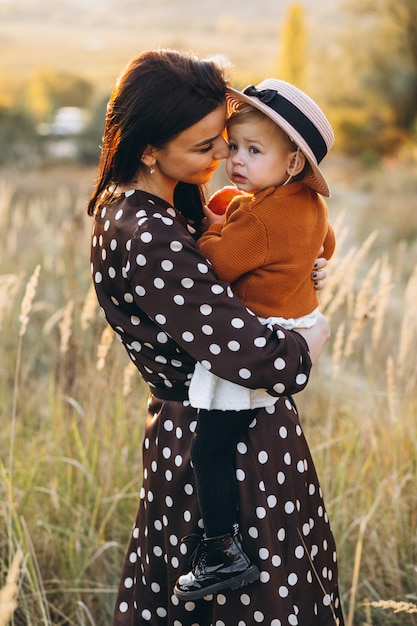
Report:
153,104,229,186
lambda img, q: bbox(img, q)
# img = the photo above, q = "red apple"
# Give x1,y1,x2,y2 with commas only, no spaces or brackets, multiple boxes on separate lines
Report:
207,186,245,215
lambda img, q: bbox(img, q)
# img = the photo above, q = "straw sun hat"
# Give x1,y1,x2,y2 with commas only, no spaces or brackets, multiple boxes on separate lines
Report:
226,79,334,197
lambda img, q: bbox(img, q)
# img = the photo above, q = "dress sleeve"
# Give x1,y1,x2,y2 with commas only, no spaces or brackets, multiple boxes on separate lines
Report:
126,214,311,398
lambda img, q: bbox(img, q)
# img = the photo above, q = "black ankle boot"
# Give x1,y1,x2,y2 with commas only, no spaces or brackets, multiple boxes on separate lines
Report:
173,530,259,601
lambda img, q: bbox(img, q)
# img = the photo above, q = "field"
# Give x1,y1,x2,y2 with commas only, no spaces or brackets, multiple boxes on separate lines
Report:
0,0,342,95
1,1,417,623
0,156,416,625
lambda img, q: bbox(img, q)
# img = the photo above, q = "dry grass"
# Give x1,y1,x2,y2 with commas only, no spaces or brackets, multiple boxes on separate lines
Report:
287,156,417,625
0,157,417,624
0,549,23,626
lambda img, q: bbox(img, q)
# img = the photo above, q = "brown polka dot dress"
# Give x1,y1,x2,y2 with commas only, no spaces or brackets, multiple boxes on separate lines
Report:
90,190,345,626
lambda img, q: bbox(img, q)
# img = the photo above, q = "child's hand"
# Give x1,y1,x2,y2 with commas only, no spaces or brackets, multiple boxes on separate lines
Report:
207,185,245,215
202,204,226,229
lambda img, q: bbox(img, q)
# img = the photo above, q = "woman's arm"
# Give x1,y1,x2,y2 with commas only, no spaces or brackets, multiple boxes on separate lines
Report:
127,213,312,398
294,313,330,364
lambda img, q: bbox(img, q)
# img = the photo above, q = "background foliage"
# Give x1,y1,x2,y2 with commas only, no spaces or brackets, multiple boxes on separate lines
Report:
0,1,417,624
1,158,416,625
0,0,417,166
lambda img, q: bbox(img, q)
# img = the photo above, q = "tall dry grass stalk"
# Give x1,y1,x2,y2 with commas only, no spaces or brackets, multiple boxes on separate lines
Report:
18,265,41,338
322,228,396,477
343,258,381,359
9,265,42,504
81,283,99,331
397,266,417,385
386,356,398,425
0,549,23,626
345,488,384,626
331,321,345,380
96,324,114,371
321,227,395,370
122,361,138,398
320,230,379,322
59,298,74,354
365,600,417,615
0,275,23,332
371,255,392,351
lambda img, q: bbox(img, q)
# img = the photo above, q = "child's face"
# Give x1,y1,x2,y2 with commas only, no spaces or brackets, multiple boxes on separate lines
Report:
225,117,296,194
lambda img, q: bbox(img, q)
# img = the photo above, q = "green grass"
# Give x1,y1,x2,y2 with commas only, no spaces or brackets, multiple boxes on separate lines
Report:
0,158,417,624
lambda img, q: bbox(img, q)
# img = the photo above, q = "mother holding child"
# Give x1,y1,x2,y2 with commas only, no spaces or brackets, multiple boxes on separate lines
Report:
87,48,344,625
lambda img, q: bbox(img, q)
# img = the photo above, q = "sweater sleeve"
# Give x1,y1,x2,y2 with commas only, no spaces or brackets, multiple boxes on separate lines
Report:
198,203,269,284
315,194,335,260
322,222,336,260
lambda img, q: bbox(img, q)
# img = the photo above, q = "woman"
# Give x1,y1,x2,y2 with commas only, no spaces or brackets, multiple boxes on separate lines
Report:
87,49,344,626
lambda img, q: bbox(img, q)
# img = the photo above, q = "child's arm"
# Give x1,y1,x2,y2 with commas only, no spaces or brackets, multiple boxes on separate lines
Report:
198,204,268,284
317,194,335,260
322,222,336,260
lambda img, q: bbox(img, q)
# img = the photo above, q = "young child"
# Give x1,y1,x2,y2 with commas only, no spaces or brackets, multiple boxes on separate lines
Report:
174,79,335,600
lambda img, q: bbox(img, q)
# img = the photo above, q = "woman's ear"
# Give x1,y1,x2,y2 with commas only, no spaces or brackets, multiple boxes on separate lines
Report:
286,149,305,177
140,145,157,168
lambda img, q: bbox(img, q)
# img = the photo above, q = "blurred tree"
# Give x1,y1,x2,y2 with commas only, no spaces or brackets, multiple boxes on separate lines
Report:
336,0,417,131
0,105,40,166
349,0,417,132
77,93,109,165
312,0,417,157
276,4,307,89
0,73,24,109
24,69,94,122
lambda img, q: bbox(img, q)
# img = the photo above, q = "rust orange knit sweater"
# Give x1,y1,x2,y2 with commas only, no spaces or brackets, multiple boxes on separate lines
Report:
198,182,335,319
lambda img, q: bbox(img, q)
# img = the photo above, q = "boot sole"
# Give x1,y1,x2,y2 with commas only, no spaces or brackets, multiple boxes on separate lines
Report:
174,564,260,601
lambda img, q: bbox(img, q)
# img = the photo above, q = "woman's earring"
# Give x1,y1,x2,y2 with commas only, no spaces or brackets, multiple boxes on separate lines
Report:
149,165,155,175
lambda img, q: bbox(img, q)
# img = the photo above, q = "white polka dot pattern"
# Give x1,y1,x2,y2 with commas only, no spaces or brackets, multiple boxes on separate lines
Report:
111,397,344,625
90,190,312,401
90,191,344,625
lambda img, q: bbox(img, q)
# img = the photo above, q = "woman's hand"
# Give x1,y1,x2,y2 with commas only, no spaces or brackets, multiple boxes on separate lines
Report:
312,254,327,291
295,313,330,364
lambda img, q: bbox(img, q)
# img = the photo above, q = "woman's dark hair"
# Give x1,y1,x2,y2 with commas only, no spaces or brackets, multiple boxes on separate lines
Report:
87,49,228,216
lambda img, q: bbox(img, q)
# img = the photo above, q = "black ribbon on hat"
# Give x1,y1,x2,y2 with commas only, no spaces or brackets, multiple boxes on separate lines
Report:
243,85,328,163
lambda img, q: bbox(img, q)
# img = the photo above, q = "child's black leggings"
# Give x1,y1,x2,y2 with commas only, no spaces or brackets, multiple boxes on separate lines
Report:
190,408,259,538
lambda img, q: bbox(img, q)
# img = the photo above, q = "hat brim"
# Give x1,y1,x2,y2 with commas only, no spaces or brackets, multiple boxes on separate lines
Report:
226,87,331,197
